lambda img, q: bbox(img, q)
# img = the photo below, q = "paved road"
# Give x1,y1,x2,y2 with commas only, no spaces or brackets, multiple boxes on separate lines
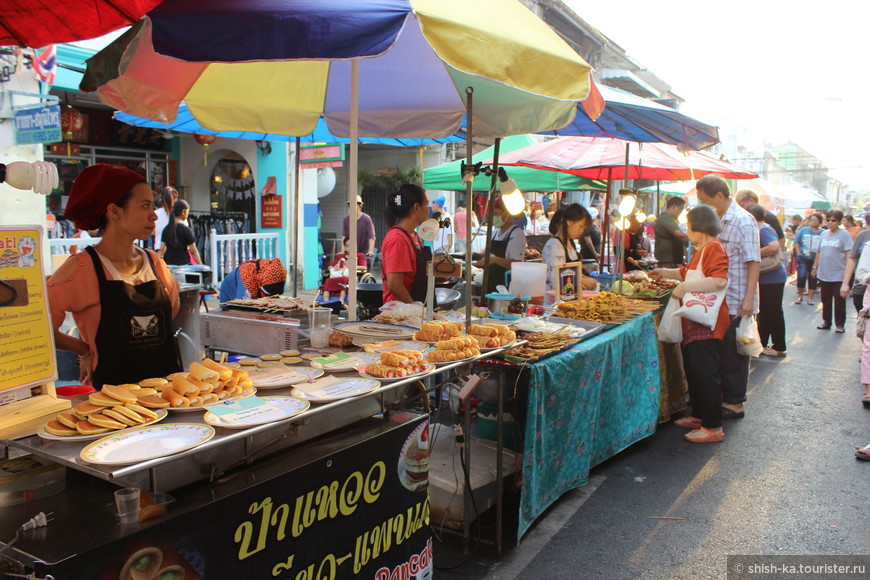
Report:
435,290,870,579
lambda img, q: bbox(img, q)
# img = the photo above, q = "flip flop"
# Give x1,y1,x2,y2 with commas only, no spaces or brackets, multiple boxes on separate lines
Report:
861,393,870,408
792,298,803,304
721,407,745,419
808,300,815,305
674,415,702,429
685,427,724,443
855,445,870,461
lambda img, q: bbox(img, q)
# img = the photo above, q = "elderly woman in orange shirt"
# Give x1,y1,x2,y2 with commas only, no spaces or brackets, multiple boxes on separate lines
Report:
48,164,181,388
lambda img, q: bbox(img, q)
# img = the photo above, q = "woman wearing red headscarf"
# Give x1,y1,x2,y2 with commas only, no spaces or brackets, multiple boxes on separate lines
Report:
47,164,182,387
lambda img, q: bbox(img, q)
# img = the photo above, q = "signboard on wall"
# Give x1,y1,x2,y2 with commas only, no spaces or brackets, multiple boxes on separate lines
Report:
0,226,58,392
14,105,62,145
300,144,344,168
261,195,283,229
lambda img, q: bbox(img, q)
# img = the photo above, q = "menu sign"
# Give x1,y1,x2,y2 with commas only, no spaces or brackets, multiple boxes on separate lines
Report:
260,194,283,228
0,227,58,392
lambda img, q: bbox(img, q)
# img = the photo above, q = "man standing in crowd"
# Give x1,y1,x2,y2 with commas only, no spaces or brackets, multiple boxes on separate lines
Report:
342,195,377,270
696,175,760,420
430,196,454,254
735,189,785,249
654,196,689,267
840,212,870,312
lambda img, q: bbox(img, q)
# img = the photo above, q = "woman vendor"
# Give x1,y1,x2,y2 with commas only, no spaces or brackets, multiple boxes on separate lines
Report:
479,197,527,294
48,164,182,387
381,184,431,304
542,203,599,293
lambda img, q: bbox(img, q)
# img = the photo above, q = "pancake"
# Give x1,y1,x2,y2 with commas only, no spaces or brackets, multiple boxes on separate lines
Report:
74,401,103,416
116,383,142,391
124,402,158,420
102,408,138,426
76,420,111,435
44,419,78,437
135,387,157,397
138,377,170,389
89,391,124,406
56,412,79,430
238,357,261,366
280,349,301,357
88,413,127,430
281,357,303,365
102,384,138,403
259,353,283,361
137,395,170,409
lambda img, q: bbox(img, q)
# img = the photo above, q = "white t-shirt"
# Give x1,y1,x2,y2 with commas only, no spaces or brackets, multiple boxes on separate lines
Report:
154,207,170,250
492,225,526,262
542,237,579,291
433,212,453,254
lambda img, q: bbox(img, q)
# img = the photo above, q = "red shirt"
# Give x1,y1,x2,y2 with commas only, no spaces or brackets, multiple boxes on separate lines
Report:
381,227,420,303
678,240,730,343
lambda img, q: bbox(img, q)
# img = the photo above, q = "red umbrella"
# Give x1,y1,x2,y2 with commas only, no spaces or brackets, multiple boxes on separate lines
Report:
493,136,758,181
0,0,164,47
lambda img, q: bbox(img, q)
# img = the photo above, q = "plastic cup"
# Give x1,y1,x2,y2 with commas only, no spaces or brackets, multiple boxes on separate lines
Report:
307,307,332,348
114,487,140,524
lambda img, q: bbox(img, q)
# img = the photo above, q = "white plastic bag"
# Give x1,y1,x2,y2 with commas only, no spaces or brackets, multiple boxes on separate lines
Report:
735,316,763,357
657,296,683,343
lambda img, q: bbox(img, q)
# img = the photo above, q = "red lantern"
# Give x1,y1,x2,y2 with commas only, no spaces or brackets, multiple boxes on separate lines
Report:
193,133,217,166
61,106,83,141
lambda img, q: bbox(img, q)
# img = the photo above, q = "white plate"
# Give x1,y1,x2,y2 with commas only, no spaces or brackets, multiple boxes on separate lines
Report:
361,340,430,353
331,321,418,340
203,396,310,429
167,387,257,412
80,423,216,465
37,410,169,442
398,421,430,492
426,354,479,367
291,377,381,403
247,367,323,389
308,352,381,372
357,363,435,383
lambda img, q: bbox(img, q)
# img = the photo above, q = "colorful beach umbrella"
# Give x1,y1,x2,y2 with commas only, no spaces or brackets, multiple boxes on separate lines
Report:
0,0,164,47
492,136,758,181
81,0,595,140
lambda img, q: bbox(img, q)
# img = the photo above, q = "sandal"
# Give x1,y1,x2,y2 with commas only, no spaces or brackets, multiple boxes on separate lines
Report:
792,298,803,304
855,445,870,461
721,406,745,419
674,415,702,429
685,427,724,443
817,324,831,330
807,300,815,305
761,348,787,357
835,327,845,333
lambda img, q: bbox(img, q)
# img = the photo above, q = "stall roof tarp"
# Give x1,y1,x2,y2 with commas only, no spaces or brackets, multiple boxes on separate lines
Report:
423,135,605,192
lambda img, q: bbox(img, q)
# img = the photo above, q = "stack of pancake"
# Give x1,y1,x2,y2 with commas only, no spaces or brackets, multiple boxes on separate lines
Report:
43,383,162,437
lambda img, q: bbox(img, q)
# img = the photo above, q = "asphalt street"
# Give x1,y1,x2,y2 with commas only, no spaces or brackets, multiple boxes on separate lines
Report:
435,288,870,579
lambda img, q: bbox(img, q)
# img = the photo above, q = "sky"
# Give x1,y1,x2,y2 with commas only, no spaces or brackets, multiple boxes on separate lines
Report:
564,0,870,191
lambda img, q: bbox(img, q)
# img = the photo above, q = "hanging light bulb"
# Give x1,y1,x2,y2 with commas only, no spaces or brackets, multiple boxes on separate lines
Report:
678,210,688,225
498,167,525,215
614,217,629,230
617,193,637,217
635,211,647,222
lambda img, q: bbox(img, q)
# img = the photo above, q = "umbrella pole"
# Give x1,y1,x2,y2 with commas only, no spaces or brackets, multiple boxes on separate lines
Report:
600,168,613,275
464,89,474,331
347,60,359,321
480,138,502,300
293,136,302,296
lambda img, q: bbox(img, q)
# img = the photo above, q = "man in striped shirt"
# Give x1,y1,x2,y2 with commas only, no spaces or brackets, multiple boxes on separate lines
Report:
696,175,760,420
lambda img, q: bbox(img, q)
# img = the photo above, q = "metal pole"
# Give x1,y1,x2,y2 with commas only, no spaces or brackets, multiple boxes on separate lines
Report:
480,138,502,298
599,168,613,274
292,136,301,296
464,88,474,330
347,60,359,320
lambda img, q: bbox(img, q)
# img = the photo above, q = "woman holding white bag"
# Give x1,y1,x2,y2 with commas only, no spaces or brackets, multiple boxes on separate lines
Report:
651,205,730,443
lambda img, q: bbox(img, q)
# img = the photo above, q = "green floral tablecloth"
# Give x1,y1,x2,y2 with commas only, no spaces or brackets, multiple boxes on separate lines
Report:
519,313,660,539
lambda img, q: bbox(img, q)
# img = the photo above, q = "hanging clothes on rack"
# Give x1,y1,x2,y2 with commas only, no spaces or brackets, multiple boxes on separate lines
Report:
187,211,251,265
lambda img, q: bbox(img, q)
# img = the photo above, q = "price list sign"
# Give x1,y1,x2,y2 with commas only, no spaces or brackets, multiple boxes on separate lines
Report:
0,227,57,392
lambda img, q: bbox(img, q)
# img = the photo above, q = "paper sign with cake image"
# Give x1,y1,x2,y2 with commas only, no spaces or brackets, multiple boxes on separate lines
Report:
398,419,430,492
556,262,583,302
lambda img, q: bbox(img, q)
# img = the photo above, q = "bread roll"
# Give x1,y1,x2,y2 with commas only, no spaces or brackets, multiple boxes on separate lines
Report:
201,358,233,380
165,372,188,382
382,352,412,367
468,324,498,337
187,396,203,407
171,376,199,396
365,363,407,378
161,389,186,408
485,323,511,335
188,361,219,382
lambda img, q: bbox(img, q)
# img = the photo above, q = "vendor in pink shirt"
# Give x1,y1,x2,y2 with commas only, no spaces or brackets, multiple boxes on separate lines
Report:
381,184,431,304
48,164,182,388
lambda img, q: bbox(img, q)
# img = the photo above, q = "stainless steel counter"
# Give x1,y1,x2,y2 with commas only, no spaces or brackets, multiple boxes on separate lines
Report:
5,351,508,493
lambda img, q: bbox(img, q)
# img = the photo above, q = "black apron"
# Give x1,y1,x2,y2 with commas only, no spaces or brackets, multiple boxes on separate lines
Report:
86,246,182,388
389,226,432,303
487,226,517,294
